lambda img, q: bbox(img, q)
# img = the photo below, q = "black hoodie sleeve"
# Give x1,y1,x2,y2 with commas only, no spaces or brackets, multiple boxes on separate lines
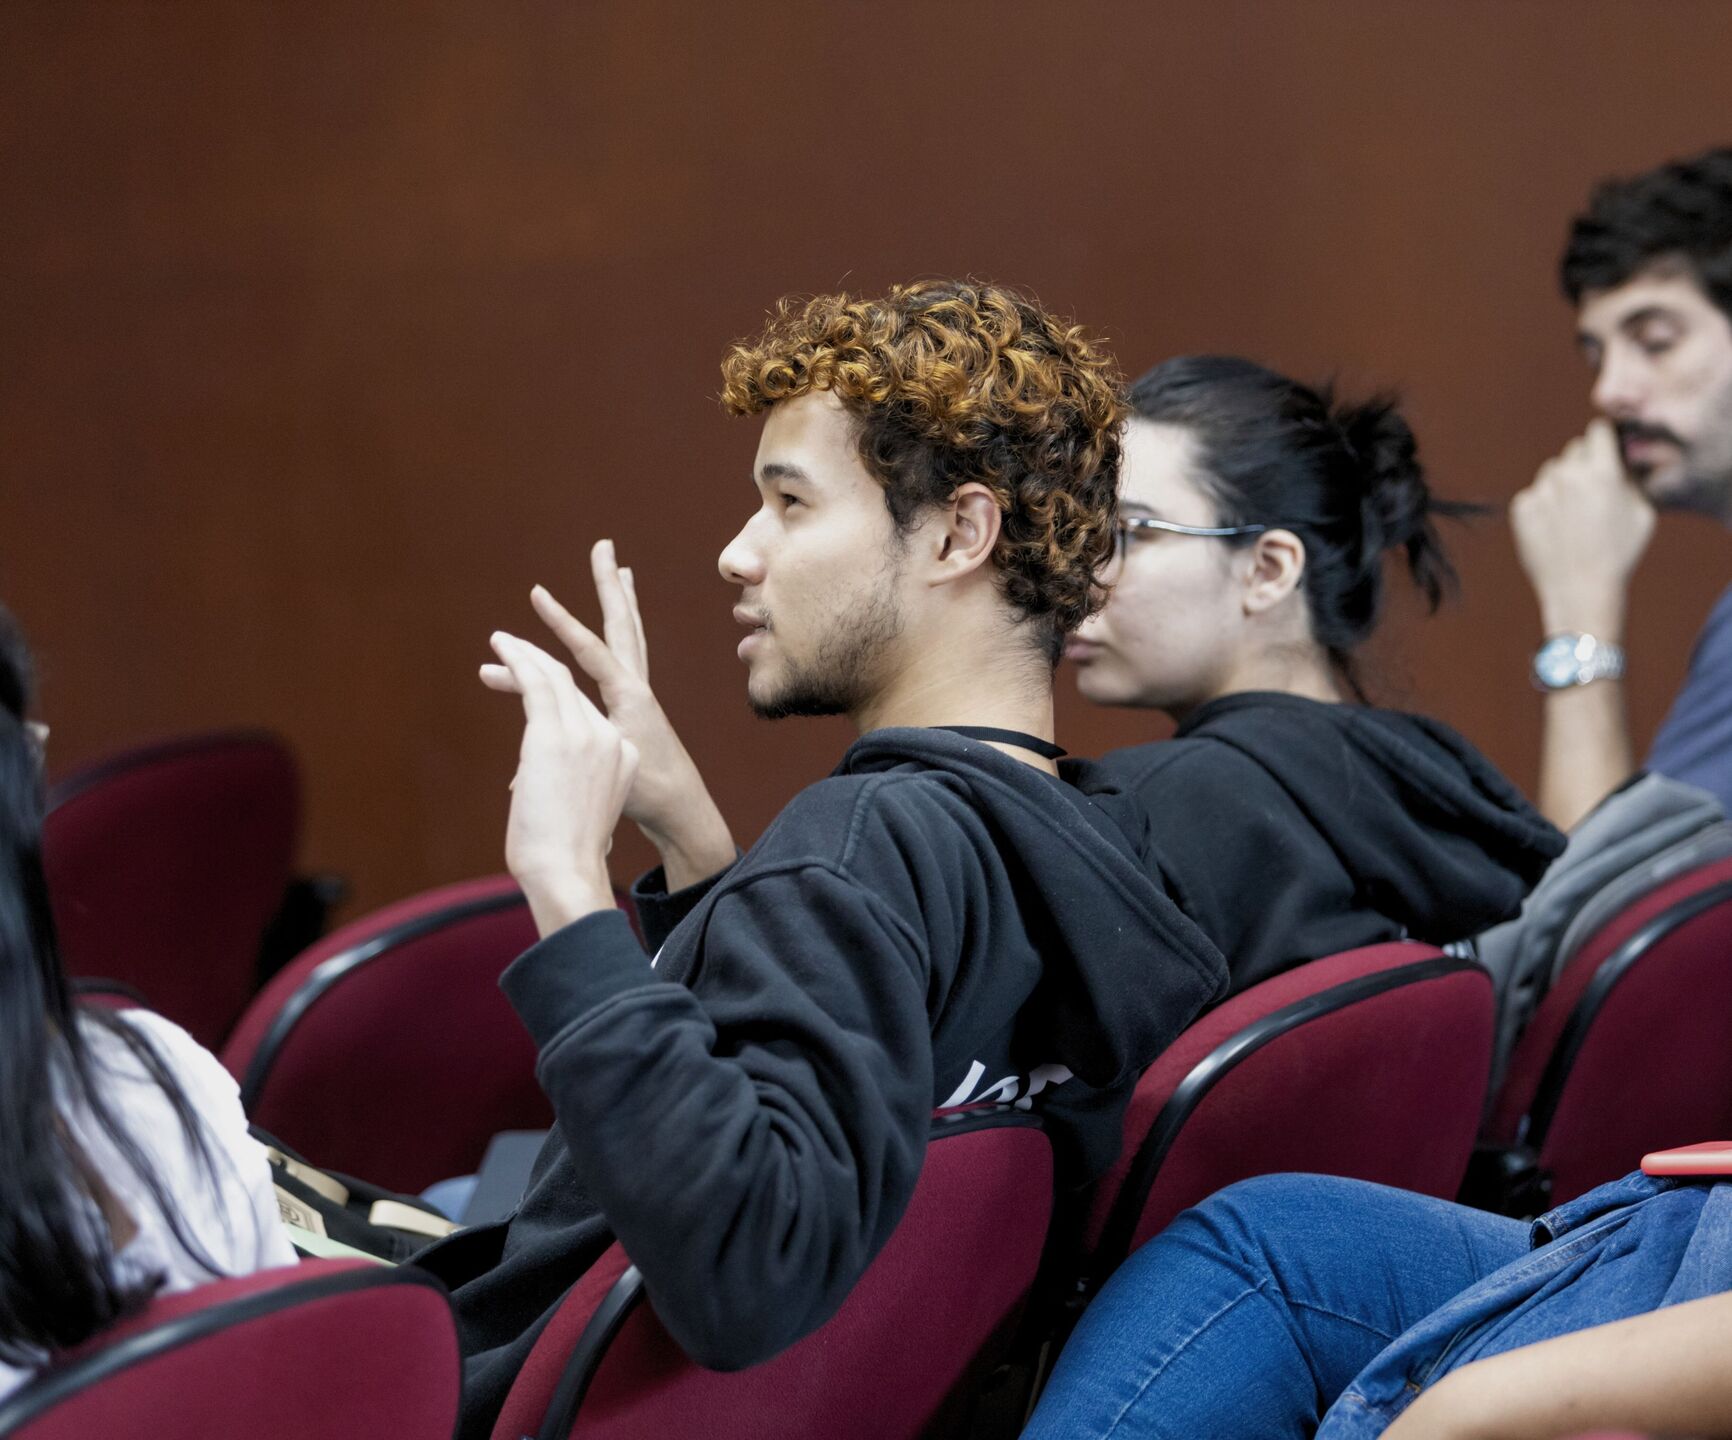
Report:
498,863,933,1372
628,859,736,953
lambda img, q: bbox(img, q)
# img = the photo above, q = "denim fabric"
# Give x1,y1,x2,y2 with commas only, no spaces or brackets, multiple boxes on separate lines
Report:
1027,1170,1732,1440
1319,1171,1731,1437
1024,1175,1527,1439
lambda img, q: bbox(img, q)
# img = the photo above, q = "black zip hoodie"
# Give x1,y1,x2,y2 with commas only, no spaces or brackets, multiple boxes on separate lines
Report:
1102,691,1566,996
418,727,1226,1438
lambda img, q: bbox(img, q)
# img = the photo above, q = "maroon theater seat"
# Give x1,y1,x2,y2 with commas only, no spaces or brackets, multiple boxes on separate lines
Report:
44,730,301,1049
0,1260,459,1439
492,1108,1055,1440
1480,855,1732,1211
222,875,552,1194
1083,943,1494,1276
69,977,153,1012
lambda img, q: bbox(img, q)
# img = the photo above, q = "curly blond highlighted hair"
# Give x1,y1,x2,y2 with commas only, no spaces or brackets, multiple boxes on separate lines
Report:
719,279,1128,658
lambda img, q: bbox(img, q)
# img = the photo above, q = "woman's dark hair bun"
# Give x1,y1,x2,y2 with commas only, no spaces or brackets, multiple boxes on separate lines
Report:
1330,395,1459,611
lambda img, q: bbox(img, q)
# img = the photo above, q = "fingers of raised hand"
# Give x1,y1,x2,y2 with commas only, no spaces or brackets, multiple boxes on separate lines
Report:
491,632,588,733
479,662,523,694
490,632,558,720
1585,416,1620,458
591,539,648,679
1561,423,1628,488
1517,460,1566,518
619,565,649,679
530,585,624,690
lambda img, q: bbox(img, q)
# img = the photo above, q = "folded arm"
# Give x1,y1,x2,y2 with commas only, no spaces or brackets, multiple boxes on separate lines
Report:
1386,1288,1732,1439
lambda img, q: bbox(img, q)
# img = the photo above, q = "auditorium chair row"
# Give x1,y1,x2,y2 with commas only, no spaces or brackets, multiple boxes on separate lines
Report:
31,915,1729,1435
48,729,1732,1216
28,731,1732,1434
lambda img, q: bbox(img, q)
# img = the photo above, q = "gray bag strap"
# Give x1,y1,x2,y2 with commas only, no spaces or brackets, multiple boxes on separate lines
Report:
1478,773,1728,1094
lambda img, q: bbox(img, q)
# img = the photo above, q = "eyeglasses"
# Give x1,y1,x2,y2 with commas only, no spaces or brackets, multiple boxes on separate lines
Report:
1114,515,1269,562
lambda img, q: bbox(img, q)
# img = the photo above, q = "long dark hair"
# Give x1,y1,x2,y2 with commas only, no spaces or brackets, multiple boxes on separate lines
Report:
1129,355,1477,697
0,614,226,1367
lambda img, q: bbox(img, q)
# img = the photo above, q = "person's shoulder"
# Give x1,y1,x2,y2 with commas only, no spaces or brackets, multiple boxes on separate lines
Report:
89,1008,244,1114
761,767,977,862
82,1010,294,1272
1101,733,1272,797
1699,583,1732,644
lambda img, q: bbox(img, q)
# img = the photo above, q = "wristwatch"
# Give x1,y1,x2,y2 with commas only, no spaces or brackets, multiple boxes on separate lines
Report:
1531,632,1627,691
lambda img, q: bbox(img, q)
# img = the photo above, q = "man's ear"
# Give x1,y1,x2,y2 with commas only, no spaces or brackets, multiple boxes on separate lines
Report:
1243,528,1307,615
926,482,1003,587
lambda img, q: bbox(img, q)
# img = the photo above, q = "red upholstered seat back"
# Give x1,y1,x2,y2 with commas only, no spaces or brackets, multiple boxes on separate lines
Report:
44,731,300,1049
0,1261,459,1439
493,1111,1055,1440
1488,855,1732,1205
221,874,551,1193
1085,943,1493,1264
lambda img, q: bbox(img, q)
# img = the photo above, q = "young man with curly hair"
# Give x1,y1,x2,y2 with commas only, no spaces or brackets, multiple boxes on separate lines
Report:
419,279,1227,1438
1513,146,1732,827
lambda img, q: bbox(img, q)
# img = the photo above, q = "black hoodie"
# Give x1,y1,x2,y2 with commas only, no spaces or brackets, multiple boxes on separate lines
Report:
418,727,1226,1438
1102,691,1566,996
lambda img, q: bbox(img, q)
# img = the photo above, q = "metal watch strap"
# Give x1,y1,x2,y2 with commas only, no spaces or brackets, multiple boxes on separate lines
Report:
1532,632,1627,691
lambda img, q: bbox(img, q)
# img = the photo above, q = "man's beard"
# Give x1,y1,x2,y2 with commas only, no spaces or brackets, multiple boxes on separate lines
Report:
748,582,905,720
1620,410,1732,518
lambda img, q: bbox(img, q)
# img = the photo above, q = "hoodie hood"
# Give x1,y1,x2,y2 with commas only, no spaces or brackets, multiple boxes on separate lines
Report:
1173,692,1565,939
836,726,1227,1087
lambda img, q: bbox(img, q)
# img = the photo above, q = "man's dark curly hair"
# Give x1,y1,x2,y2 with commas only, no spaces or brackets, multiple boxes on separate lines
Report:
1561,146,1732,317
719,279,1129,664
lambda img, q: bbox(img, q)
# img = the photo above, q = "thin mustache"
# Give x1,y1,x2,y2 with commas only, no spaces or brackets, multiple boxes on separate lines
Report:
1617,420,1685,447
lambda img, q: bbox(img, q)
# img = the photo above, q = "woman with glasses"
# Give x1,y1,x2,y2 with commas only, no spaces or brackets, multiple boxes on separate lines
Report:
1067,355,1563,994
0,612,293,1404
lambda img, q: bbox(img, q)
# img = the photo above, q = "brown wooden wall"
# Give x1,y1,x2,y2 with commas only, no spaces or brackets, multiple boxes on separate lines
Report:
5,1,1732,915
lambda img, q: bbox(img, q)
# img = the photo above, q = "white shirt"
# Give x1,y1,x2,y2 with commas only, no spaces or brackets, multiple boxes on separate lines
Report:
0,1009,295,1402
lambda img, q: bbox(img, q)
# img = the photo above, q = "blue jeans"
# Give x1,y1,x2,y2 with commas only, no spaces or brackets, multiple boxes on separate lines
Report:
1025,1174,1528,1440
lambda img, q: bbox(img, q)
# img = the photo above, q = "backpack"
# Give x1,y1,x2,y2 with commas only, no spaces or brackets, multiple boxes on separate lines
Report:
1475,772,1732,1094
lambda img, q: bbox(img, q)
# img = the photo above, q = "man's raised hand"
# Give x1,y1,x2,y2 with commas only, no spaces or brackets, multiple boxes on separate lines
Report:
483,631,637,938
1511,417,1657,638
488,541,737,892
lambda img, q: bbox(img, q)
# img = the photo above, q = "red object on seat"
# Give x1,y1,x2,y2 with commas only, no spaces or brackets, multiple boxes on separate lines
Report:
1084,943,1493,1270
0,1260,459,1439
1487,856,1732,1206
44,731,301,1050
1642,1141,1732,1176
222,874,552,1193
492,1109,1055,1440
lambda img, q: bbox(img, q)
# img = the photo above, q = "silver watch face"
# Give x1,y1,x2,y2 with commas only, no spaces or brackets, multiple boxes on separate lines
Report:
1534,634,1587,689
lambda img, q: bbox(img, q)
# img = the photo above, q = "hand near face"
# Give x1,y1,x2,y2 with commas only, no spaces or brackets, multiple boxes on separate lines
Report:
1510,418,1657,636
483,630,637,937
483,541,737,892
